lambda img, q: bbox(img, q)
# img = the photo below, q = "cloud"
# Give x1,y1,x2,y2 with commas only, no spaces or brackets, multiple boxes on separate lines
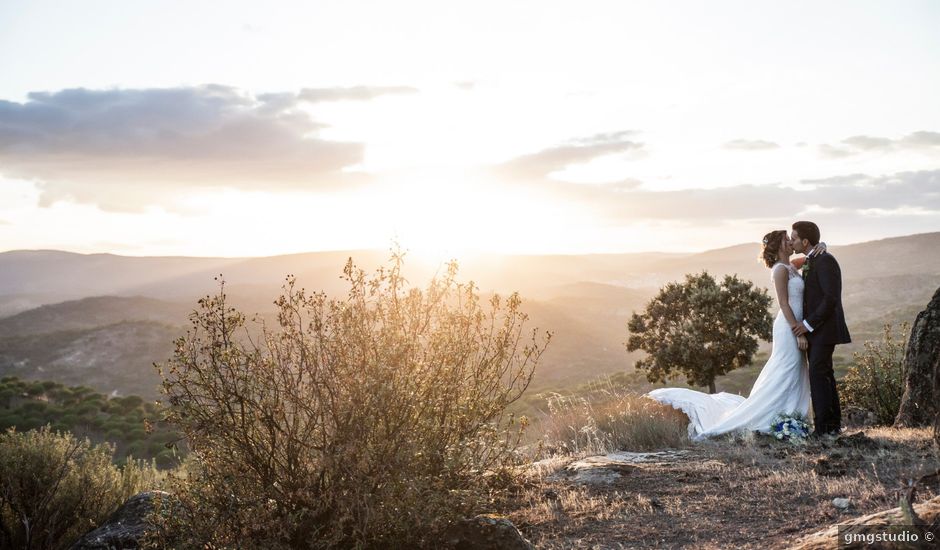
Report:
589,170,940,223
818,144,855,159
493,136,940,225
818,130,940,158
723,139,780,151
842,135,893,150
901,131,940,147
297,86,418,103
495,131,644,180
0,85,404,210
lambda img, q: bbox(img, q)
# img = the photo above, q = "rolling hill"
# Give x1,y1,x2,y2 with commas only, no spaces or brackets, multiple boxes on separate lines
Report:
1,232,937,399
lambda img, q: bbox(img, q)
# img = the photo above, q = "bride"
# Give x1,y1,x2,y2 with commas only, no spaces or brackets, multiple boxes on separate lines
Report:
644,230,817,441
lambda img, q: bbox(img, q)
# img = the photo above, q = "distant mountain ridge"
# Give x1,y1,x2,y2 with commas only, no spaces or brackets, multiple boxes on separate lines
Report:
3,232,938,309
1,232,937,398
0,296,189,338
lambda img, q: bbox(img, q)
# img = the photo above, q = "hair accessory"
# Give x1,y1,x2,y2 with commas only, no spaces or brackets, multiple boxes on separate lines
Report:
762,237,769,244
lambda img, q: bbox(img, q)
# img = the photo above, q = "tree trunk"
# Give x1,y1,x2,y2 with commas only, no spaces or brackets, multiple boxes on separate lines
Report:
934,349,940,452
894,286,940,428
708,380,716,394
787,496,940,549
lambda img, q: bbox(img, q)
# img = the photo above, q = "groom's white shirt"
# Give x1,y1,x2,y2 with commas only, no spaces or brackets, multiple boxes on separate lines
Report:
802,245,819,332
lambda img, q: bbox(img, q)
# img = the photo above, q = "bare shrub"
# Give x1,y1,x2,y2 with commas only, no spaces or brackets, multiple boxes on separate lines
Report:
153,250,550,548
0,426,154,549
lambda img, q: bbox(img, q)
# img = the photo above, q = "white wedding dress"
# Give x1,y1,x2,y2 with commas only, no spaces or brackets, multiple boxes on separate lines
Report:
644,263,812,441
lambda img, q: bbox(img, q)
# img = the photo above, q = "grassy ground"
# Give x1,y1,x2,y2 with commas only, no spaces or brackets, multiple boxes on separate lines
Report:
496,392,939,549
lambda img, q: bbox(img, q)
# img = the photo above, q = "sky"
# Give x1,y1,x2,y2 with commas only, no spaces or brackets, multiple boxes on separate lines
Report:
1,0,939,257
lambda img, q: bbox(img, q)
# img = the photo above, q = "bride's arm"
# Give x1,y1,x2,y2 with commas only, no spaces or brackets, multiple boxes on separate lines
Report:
791,241,827,270
773,265,799,329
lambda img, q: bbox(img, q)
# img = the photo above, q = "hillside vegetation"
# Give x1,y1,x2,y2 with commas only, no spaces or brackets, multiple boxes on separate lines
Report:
0,376,183,468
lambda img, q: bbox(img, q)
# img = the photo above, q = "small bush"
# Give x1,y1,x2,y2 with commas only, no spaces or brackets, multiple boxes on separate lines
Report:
153,251,550,548
842,323,909,425
0,426,156,549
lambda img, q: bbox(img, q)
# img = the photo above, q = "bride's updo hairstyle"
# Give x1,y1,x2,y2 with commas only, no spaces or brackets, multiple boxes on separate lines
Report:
759,230,788,268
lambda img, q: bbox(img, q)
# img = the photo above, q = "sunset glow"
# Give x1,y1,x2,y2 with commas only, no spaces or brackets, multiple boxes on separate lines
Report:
1,1,938,257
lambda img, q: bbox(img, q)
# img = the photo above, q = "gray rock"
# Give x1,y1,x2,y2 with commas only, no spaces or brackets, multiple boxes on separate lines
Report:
832,497,852,510
895,286,940,427
70,491,170,550
843,405,877,428
443,514,535,550
548,450,696,485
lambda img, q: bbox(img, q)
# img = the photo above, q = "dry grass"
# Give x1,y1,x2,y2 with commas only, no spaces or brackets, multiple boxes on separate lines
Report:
497,395,939,549
523,384,691,459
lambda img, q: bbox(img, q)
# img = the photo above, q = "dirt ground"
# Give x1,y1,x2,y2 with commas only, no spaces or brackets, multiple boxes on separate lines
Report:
494,428,940,549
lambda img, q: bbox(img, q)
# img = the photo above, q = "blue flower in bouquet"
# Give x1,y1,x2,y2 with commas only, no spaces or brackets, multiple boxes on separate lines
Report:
768,412,810,443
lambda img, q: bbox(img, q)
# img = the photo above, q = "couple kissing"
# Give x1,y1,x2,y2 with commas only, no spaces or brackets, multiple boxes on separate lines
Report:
646,220,851,441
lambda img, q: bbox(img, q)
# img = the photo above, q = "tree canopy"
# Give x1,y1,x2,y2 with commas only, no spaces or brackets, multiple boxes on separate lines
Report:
626,271,773,394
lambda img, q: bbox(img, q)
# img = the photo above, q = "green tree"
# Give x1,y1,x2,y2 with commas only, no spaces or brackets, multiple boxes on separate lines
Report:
626,271,773,394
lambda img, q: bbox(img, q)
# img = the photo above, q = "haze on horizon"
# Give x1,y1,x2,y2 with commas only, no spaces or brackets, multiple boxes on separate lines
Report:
1,0,939,258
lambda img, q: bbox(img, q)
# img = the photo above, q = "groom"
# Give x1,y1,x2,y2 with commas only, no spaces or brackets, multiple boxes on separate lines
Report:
790,221,851,437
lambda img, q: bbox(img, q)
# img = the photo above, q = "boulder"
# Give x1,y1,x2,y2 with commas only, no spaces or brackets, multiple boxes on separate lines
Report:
442,514,535,550
895,286,940,428
69,491,170,550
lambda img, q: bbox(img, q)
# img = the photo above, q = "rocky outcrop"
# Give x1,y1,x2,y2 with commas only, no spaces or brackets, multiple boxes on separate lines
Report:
788,496,940,549
547,450,698,485
69,491,169,550
442,514,535,550
895,286,940,428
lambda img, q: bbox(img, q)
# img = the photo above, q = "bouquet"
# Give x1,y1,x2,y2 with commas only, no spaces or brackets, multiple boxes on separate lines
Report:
769,412,811,442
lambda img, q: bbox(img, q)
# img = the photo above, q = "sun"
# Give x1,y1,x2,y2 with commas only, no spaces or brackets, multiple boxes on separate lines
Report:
366,171,594,262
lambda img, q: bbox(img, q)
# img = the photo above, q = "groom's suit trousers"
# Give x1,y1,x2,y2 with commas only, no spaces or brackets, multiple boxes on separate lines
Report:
807,342,841,434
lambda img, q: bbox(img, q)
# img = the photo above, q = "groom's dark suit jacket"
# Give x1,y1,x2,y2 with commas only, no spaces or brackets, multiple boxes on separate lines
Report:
803,251,851,346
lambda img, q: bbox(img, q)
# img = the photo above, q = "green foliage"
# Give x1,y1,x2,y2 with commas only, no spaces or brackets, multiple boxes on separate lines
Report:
626,271,773,393
842,323,909,425
153,251,550,549
0,377,184,467
0,426,156,549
